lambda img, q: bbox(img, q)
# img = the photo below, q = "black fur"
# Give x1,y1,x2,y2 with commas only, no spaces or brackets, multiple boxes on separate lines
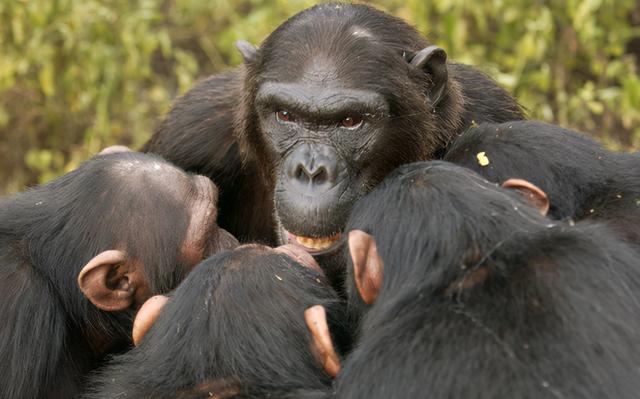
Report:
143,3,524,265
336,161,640,399
444,120,640,245
84,246,349,399
0,153,204,398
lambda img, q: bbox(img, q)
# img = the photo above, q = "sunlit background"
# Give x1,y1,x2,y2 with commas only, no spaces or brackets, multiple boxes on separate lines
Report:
0,0,638,194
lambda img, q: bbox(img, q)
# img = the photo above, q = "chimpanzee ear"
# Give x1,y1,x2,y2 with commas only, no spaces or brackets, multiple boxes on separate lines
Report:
502,178,550,216
304,305,341,378
132,295,169,346
408,45,448,107
235,40,259,64
348,230,383,305
77,250,138,312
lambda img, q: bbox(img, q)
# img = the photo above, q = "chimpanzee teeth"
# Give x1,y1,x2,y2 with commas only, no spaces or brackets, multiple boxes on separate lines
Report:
294,233,341,250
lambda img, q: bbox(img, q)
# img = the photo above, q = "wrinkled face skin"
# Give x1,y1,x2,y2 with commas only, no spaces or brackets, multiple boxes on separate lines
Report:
180,174,240,269
256,70,391,255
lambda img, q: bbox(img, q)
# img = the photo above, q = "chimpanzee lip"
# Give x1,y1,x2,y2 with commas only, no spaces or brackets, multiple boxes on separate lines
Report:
282,229,343,255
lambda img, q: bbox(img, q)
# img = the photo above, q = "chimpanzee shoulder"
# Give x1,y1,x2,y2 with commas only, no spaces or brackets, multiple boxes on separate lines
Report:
142,71,241,175
449,64,526,125
143,70,277,244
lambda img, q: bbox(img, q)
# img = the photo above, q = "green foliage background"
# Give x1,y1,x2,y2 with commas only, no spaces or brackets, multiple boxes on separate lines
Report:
0,0,639,194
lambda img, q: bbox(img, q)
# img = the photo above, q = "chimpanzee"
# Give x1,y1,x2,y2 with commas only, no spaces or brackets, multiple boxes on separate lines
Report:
444,120,640,245
0,152,237,399
83,244,349,399
142,3,524,284
311,161,640,398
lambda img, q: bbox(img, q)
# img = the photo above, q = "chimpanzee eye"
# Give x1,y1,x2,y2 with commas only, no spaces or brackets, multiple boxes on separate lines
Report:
275,110,295,123
340,115,363,129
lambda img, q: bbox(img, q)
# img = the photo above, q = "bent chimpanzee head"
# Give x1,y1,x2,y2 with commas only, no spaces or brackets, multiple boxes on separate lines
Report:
235,3,465,255
1,152,237,351
74,152,239,312
84,245,349,399
342,161,552,322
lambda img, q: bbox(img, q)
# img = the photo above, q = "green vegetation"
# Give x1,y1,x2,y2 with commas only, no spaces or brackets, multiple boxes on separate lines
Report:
0,0,638,194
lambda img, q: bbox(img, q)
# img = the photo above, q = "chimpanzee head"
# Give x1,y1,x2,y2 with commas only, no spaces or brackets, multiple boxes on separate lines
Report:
235,3,464,255
85,244,349,398
2,152,237,348
74,153,239,311
342,161,551,320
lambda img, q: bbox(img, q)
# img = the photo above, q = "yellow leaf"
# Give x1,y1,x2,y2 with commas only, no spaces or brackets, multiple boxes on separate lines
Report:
477,151,490,166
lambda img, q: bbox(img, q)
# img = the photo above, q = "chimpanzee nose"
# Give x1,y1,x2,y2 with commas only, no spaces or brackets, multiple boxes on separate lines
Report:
285,144,341,192
294,162,330,185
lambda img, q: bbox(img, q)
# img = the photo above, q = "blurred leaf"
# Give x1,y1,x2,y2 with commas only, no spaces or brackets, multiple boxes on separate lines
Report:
37,63,55,97
0,0,638,194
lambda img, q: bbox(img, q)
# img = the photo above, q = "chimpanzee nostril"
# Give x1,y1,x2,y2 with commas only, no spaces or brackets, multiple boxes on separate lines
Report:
295,164,309,183
311,167,328,185
294,163,329,185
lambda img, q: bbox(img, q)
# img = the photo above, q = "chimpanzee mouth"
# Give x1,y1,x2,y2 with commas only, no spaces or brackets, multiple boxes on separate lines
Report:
282,229,342,255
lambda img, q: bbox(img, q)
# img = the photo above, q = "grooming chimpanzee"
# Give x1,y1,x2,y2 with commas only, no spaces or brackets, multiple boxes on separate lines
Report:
312,161,640,399
444,120,640,246
83,244,349,399
143,3,524,284
0,152,237,399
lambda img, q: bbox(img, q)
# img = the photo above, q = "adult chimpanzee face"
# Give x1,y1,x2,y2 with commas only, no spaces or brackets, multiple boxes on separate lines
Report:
255,77,391,254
